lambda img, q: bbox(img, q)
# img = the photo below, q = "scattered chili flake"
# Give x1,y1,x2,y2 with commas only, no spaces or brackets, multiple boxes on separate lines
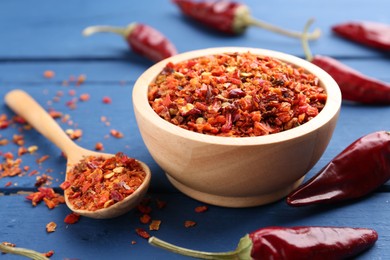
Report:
140,214,151,224
110,129,124,138
43,70,55,79
61,152,146,211
156,199,167,209
76,74,86,86
149,220,162,231
79,93,90,102
46,222,57,233
195,205,208,213
148,52,327,137
26,187,65,208
17,147,28,156
65,129,83,140
184,220,197,228
64,213,80,224
135,228,151,239
36,155,49,164
0,157,22,178
102,96,112,104
12,135,24,146
34,174,52,187
94,142,104,151
49,110,63,119
68,89,76,96
28,169,39,176
4,181,12,187
0,138,8,146
43,250,54,258
131,241,137,245
137,204,152,214
12,115,27,125
0,114,10,129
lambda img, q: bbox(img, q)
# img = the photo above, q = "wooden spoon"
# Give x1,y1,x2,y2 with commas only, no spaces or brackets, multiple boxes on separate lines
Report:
5,89,151,219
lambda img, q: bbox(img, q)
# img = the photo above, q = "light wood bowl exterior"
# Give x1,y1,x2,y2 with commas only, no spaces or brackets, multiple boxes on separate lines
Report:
133,47,341,207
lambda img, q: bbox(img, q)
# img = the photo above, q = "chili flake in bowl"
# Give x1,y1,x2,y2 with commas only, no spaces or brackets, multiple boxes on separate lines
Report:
148,52,326,137
133,47,341,207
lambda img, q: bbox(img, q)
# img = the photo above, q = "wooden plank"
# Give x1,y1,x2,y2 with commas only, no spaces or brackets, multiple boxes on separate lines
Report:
0,0,389,59
0,192,388,259
1,61,390,192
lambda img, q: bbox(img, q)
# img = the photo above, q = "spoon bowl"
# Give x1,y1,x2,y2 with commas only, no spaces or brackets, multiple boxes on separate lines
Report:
5,89,151,219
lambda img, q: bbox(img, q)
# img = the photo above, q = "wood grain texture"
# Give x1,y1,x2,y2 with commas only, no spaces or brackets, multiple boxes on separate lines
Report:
0,0,389,258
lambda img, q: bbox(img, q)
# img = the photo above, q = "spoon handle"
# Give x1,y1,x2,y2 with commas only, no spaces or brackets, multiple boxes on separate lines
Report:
4,89,80,156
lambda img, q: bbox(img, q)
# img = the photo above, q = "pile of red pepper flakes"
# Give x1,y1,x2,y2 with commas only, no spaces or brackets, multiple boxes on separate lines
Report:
60,152,146,211
148,52,327,137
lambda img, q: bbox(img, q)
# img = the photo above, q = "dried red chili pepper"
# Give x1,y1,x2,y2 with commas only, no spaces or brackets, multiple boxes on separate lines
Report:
172,0,321,40
287,131,390,206
83,23,177,62
149,226,378,259
332,21,390,51
302,19,390,104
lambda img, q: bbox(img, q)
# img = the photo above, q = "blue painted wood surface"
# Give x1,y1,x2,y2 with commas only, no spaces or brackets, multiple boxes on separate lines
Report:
0,0,389,259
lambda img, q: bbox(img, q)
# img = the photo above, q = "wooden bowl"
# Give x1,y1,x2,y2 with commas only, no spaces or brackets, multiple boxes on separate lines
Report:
132,47,341,207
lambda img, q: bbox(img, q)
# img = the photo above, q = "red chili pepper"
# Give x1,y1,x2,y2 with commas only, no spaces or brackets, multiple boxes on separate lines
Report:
287,131,390,206
332,21,390,51
172,0,321,40
149,226,378,259
302,19,390,104
83,23,177,62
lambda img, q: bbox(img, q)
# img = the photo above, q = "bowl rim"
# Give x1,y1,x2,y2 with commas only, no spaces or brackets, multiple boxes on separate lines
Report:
132,47,341,146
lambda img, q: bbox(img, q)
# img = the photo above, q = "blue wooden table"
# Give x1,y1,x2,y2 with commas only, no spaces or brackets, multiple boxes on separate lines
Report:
1,0,390,259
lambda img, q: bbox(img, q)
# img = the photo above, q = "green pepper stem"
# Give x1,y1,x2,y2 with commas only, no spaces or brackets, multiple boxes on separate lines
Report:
247,17,321,40
0,243,49,260
301,18,316,62
82,23,136,38
148,235,253,260
235,5,320,40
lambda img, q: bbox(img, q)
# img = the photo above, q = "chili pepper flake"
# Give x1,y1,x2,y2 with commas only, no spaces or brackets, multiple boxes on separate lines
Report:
64,213,80,224
110,129,124,138
26,187,65,208
4,181,12,187
148,52,326,137
61,152,146,211
0,138,9,146
137,204,152,214
184,220,196,228
94,142,104,151
46,222,57,233
76,74,87,86
36,155,49,164
149,220,161,231
49,110,63,119
43,70,55,79
135,228,151,239
140,214,151,224
102,96,112,104
65,129,83,140
79,93,90,102
194,205,208,213
156,199,167,209
43,250,54,258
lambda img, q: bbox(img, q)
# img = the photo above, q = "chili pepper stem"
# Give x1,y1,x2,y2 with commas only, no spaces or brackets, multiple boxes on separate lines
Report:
0,243,49,260
301,18,316,62
82,23,137,38
237,6,320,40
149,235,253,259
